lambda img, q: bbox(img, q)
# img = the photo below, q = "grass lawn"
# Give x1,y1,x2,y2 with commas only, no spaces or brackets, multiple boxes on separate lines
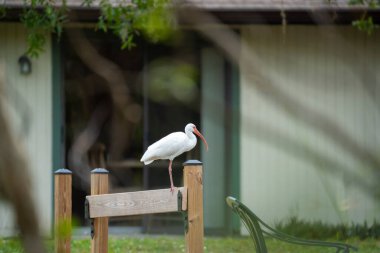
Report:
0,236,378,252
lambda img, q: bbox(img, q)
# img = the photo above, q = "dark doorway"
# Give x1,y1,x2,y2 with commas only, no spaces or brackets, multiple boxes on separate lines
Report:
62,29,201,233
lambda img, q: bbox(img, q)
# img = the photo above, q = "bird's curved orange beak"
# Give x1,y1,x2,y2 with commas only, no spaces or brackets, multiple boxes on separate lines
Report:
193,127,209,151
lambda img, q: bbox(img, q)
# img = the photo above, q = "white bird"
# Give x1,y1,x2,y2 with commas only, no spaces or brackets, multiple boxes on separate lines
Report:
140,123,208,192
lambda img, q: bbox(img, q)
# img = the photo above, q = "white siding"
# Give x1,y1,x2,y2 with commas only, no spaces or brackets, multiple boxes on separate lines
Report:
0,23,52,235
240,26,380,228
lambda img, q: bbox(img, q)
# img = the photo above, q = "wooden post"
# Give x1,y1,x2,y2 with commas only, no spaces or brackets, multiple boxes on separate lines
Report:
183,160,204,253
91,168,109,253
54,168,72,253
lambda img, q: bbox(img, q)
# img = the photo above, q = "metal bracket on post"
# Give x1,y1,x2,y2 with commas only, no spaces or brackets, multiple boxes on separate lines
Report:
90,219,95,239
177,190,188,233
182,211,189,233
177,190,183,212
84,198,89,220
84,198,95,239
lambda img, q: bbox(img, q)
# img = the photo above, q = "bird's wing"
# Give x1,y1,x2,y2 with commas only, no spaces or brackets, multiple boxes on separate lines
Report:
140,132,187,162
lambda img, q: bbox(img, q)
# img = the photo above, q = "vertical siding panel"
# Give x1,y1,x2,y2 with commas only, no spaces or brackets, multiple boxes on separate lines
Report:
0,23,53,235
201,48,227,230
0,23,16,236
241,25,380,230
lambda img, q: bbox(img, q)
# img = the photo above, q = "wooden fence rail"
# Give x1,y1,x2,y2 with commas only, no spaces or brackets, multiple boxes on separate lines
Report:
86,187,187,218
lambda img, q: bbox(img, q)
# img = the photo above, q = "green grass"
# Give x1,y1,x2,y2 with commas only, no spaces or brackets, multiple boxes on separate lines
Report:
0,236,378,253
275,217,380,240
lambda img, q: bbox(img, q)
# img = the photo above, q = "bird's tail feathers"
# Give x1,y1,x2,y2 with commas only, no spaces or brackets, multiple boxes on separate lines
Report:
142,160,153,165
140,151,155,165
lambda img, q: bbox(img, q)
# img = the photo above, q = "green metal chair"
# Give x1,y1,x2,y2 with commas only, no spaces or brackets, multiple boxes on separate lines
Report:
226,196,358,253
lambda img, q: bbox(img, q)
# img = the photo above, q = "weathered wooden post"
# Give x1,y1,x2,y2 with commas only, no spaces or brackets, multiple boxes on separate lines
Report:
183,160,204,253
54,168,72,253
91,168,109,253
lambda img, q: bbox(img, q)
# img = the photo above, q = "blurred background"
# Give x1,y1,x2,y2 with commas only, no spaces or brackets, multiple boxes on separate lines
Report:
0,0,379,240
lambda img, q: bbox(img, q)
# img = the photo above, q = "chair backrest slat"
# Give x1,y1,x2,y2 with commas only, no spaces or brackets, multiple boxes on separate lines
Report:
239,210,268,253
227,197,268,253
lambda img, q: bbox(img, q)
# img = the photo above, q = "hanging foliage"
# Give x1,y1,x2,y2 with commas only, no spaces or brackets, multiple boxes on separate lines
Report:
20,0,68,57
349,0,379,34
1,0,173,57
1,0,378,57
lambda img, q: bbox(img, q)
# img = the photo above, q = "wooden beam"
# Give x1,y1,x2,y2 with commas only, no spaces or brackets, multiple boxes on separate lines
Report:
183,160,204,253
54,169,72,253
91,168,109,253
86,187,187,218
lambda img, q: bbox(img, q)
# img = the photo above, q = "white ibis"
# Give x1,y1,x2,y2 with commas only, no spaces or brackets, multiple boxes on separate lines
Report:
140,123,208,192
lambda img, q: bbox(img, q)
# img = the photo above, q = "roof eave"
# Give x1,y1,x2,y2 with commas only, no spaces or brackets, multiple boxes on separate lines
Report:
1,2,379,25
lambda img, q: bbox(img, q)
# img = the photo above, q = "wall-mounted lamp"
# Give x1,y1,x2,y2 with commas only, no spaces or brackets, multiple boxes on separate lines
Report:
18,55,32,75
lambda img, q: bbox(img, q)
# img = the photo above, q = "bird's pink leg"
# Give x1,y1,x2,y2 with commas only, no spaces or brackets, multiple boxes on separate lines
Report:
168,160,175,193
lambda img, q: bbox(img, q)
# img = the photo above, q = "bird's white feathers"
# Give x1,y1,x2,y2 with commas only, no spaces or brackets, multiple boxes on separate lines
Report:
140,123,206,190
140,130,197,165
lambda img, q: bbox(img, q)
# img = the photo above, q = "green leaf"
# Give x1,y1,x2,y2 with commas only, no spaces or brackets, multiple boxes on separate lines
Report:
82,0,95,7
348,0,365,5
352,16,378,35
0,6,6,19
